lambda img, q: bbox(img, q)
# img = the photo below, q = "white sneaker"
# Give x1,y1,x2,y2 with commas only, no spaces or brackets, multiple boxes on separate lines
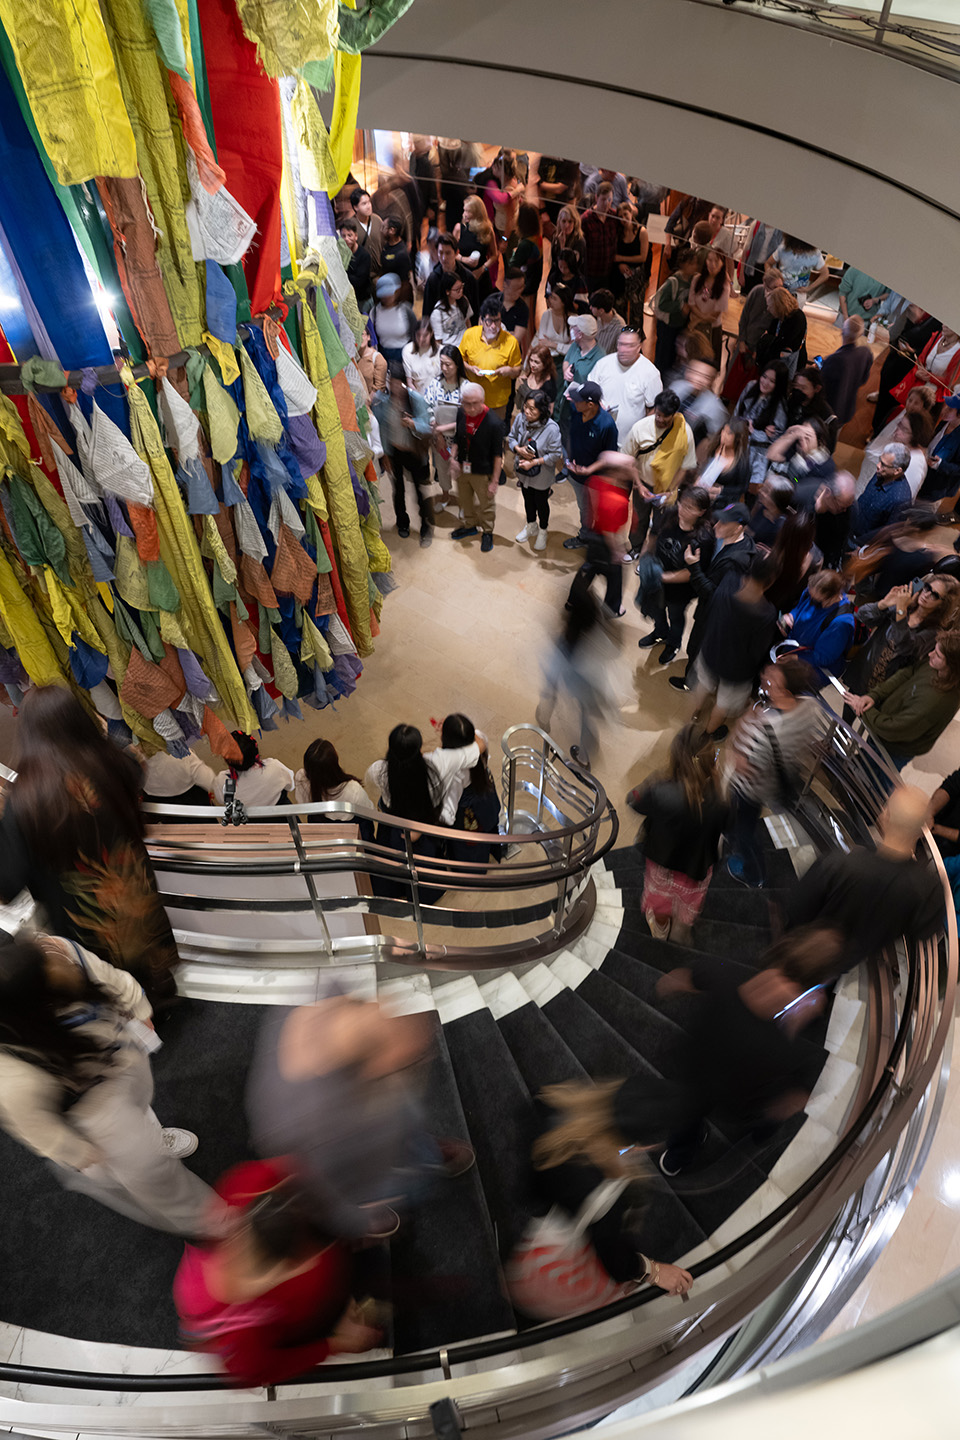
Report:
534,526,547,551
161,1128,199,1159
515,523,533,543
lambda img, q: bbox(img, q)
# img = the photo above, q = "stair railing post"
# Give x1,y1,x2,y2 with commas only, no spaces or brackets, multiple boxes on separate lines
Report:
404,825,426,958
552,828,574,937
287,811,335,960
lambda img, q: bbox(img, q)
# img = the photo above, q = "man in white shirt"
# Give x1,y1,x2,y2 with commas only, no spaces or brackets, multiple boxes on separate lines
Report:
591,330,662,446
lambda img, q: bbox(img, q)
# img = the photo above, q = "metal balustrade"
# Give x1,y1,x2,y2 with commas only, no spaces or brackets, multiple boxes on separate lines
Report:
0,716,953,1439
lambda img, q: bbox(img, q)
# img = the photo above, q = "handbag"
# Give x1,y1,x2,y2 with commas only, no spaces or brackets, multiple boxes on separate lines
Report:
504,1178,639,1319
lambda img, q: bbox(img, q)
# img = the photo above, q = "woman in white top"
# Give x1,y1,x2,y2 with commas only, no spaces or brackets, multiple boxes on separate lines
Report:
365,722,486,830
213,733,295,808
294,738,372,839
430,272,473,348
891,408,933,499
423,345,467,505
534,286,573,359
402,318,441,394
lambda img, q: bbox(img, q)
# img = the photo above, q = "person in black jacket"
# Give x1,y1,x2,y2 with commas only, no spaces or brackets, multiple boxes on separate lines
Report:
783,785,943,966
627,724,729,945
692,554,779,741
669,502,758,693
449,383,504,552
339,219,372,310
637,488,714,665
421,234,480,319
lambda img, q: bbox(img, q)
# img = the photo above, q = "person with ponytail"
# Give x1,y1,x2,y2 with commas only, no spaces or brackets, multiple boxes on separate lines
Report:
627,725,729,944
212,733,294,808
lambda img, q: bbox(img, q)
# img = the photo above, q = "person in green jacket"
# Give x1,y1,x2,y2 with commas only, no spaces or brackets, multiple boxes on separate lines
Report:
555,313,603,454
846,629,960,768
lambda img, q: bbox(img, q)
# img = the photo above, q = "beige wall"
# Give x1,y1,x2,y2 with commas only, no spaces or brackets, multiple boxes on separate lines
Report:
360,0,960,324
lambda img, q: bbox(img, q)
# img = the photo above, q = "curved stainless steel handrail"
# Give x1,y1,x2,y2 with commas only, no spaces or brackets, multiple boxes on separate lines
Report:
0,718,952,1436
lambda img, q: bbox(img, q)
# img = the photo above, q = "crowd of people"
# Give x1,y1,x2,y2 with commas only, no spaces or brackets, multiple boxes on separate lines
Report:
0,141,957,1389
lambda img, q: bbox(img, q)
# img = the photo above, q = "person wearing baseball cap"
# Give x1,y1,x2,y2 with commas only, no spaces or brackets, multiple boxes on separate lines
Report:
563,381,618,549
918,393,960,504
668,500,758,692
372,273,417,364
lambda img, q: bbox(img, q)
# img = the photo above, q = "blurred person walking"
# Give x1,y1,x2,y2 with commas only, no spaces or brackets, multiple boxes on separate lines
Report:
0,687,179,1003
537,575,619,770
247,996,473,1241
174,1160,382,1383
724,658,826,887
627,725,729,944
0,936,217,1233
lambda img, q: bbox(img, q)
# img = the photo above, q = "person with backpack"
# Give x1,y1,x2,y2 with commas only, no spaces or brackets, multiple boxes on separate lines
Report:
724,658,826,888
778,570,856,686
653,247,698,377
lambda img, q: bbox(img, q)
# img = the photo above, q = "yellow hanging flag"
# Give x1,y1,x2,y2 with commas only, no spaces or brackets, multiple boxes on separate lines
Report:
0,0,138,185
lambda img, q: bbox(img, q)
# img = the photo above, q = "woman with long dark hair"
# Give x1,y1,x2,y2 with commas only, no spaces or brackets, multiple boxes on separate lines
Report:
423,345,467,508
294,740,372,839
686,249,730,364
0,687,179,1002
787,366,839,452
627,724,729,944
0,935,217,1231
429,271,473,348
695,418,752,504
437,713,502,866
365,723,486,896
765,506,819,611
506,202,544,311
402,316,441,394
734,360,791,487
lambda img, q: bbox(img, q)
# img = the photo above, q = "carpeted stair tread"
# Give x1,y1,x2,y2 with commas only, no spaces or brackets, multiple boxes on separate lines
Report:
496,1001,590,1091
613,927,758,985
537,987,662,1082
617,908,771,964
596,947,670,1010
0,998,264,1347
440,1008,541,1259
390,1016,515,1352
697,884,781,927
575,970,688,1081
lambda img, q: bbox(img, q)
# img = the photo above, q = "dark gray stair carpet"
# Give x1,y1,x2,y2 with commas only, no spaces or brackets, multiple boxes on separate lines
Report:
390,1015,515,1353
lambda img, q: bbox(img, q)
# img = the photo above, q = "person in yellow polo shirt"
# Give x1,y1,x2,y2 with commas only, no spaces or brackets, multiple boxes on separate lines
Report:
459,297,523,418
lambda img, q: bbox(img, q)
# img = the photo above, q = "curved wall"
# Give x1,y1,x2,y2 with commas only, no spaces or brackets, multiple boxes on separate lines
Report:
361,0,960,324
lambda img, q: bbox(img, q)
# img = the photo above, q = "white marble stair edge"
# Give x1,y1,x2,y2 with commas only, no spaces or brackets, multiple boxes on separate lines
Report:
432,974,486,1025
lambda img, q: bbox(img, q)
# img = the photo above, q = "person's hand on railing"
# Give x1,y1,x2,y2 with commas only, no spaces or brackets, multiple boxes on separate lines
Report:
843,692,875,717
646,1260,693,1297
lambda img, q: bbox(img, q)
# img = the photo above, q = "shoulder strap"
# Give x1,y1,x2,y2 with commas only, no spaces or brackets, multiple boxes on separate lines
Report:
571,1177,630,1239
814,600,854,640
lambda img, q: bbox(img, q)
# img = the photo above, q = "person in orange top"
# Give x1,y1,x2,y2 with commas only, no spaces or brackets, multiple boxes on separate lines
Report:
566,450,651,617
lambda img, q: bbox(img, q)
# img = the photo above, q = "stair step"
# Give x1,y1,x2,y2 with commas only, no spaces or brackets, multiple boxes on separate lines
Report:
518,966,662,1083
618,908,771,963
389,1013,515,1352
611,926,758,984
550,953,689,1083
482,976,590,1090
439,1002,540,1261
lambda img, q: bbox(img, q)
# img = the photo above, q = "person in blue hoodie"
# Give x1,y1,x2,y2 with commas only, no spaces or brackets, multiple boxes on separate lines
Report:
779,570,856,685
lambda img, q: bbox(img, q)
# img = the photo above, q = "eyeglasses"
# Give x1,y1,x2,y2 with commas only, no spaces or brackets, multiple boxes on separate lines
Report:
921,582,942,598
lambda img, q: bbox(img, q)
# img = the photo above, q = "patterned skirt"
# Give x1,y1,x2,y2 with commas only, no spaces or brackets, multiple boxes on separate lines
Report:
641,858,712,926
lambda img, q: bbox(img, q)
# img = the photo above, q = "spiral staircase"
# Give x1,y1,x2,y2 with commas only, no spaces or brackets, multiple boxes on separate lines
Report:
0,705,953,1440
